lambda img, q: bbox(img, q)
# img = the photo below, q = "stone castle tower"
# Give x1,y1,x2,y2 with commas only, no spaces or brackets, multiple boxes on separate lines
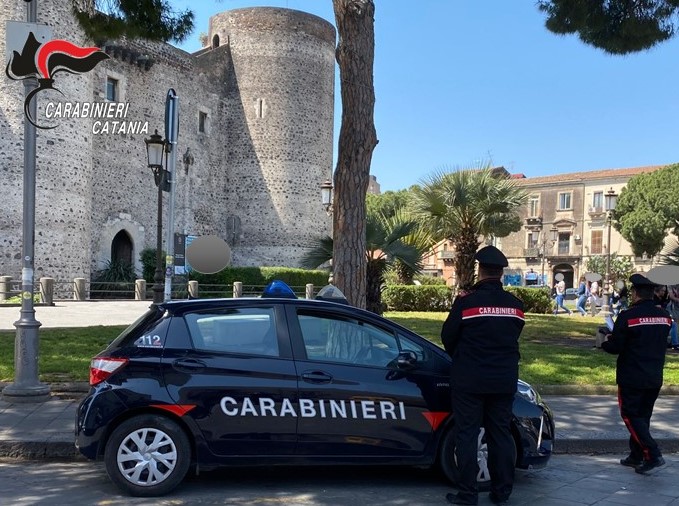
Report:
0,2,335,289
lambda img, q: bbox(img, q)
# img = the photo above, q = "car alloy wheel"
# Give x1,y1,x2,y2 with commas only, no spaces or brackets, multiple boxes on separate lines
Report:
104,414,191,497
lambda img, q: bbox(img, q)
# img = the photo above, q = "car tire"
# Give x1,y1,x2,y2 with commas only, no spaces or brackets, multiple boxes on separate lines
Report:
104,414,191,497
439,427,517,491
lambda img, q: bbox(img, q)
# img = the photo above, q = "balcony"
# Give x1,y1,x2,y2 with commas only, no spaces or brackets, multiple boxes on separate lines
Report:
523,247,541,258
439,251,455,260
588,206,604,216
525,215,542,226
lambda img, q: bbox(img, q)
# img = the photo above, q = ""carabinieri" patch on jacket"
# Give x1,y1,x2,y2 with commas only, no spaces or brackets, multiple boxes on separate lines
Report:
461,307,525,321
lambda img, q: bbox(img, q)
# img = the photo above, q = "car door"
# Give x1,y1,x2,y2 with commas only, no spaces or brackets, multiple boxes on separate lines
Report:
286,305,444,458
162,303,299,456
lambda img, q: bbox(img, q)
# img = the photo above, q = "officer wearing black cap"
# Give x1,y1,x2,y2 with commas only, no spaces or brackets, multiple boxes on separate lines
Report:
602,273,672,474
441,245,525,505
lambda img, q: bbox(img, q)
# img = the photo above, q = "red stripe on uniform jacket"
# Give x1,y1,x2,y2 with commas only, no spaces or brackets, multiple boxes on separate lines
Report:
628,317,672,328
462,307,525,321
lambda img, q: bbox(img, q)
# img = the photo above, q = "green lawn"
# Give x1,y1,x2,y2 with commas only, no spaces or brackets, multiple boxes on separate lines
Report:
387,312,679,387
1,312,678,386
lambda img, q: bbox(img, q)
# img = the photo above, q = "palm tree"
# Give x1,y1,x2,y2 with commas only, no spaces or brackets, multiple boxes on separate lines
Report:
412,164,529,290
300,210,425,314
386,207,436,284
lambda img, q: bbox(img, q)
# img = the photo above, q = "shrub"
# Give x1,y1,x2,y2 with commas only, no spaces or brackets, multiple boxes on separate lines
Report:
414,275,447,286
189,267,331,297
91,260,137,299
382,285,453,312
505,286,552,314
140,248,165,283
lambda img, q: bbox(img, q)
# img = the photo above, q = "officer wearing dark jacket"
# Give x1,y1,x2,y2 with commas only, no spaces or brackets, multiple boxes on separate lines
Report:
602,273,672,474
441,246,525,506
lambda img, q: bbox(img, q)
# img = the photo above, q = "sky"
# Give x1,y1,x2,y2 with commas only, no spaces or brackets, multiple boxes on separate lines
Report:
170,0,679,192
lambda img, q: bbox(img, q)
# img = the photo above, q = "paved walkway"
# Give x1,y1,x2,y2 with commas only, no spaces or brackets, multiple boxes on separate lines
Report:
1,394,678,459
0,300,152,331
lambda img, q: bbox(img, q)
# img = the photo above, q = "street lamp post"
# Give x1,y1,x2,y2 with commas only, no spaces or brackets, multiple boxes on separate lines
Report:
2,0,51,403
540,226,559,285
145,130,167,304
320,179,334,215
601,188,618,316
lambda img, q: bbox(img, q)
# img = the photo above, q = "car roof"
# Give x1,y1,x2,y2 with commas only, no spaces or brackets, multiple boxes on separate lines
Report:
156,297,367,317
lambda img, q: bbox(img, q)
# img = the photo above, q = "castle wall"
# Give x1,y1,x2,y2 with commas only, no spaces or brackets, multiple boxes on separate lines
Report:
0,0,95,287
88,40,229,277
0,4,336,288
208,8,335,266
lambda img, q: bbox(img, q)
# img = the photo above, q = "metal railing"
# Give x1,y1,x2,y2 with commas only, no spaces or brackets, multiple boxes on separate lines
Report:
0,275,322,303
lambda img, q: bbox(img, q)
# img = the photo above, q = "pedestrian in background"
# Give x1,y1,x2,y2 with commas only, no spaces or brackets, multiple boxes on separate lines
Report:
553,279,572,315
575,276,588,316
441,245,524,505
602,274,672,474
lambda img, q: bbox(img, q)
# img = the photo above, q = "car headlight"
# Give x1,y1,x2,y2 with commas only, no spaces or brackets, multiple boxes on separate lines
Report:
517,380,539,404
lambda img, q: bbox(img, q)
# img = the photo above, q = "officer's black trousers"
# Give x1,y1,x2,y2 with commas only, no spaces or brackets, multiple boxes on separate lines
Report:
617,386,662,461
452,390,515,502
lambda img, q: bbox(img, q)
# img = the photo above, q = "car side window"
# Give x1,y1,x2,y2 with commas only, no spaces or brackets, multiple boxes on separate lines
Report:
297,312,399,367
397,332,427,362
184,307,279,357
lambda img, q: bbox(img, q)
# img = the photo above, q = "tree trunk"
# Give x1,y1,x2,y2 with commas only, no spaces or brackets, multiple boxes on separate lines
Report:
332,0,378,309
453,230,481,290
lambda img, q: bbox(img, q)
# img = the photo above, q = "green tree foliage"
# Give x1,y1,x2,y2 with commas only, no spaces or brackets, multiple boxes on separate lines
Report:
366,188,415,219
300,209,425,314
412,164,529,290
537,0,679,54
585,254,634,285
73,0,194,43
612,164,679,257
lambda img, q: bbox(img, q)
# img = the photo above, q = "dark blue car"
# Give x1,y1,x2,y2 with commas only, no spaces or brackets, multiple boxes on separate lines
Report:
76,294,554,496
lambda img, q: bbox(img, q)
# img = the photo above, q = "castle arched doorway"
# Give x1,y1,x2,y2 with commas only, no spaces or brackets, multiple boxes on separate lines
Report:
553,263,574,289
111,230,133,266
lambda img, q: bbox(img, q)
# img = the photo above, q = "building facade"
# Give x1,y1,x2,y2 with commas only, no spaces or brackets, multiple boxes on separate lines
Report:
423,165,671,288
0,2,335,286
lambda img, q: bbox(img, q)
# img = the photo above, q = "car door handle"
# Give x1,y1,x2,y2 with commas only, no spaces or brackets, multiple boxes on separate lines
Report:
173,358,206,372
301,371,333,384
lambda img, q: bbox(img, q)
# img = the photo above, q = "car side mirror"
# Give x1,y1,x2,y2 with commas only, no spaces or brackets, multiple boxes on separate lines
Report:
396,350,417,369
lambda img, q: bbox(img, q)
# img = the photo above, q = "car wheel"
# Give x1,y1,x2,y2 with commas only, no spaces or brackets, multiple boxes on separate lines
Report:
104,414,191,497
439,427,516,491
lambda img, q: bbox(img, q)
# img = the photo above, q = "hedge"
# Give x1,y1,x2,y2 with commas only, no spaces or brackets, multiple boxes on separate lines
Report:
382,285,453,312
505,286,553,314
189,267,330,292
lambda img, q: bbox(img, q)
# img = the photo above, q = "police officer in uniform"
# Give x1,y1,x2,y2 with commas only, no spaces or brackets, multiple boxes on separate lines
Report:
441,246,525,505
602,273,672,473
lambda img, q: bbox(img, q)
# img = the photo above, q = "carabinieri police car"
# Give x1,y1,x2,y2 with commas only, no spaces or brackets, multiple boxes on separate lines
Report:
75,283,554,497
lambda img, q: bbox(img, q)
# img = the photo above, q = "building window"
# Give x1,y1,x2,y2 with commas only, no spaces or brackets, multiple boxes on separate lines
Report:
558,232,570,255
528,195,539,217
558,192,571,210
592,191,603,211
256,98,266,119
591,230,603,255
527,232,538,248
106,77,118,101
198,111,208,134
